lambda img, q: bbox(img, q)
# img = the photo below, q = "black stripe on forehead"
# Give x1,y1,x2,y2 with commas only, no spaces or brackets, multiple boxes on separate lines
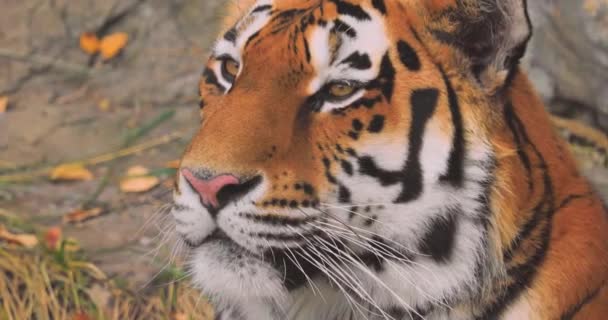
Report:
332,19,356,38
329,0,371,21
340,52,372,70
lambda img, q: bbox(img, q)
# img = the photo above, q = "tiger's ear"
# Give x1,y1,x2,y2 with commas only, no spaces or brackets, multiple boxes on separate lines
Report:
427,0,532,93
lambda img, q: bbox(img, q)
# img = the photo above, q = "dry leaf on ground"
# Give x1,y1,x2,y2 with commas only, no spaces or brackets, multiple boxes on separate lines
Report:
172,313,188,320
100,32,128,60
120,176,160,193
79,32,100,55
50,164,94,181
126,165,149,176
44,226,62,249
98,98,111,112
0,225,38,248
120,165,160,193
0,96,8,113
63,207,104,224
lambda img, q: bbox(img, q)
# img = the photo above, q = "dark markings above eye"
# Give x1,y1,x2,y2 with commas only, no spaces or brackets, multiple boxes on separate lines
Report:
332,19,357,38
224,27,238,43
340,52,372,70
252,4,272,13
330,0,371,21
202,68,226,92
397,40,421,71
371,0,387,15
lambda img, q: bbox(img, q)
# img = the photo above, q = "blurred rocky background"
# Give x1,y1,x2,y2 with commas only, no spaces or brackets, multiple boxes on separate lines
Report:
526,0,608,132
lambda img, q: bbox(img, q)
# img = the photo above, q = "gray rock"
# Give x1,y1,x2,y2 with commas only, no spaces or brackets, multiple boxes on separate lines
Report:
526,0,608,133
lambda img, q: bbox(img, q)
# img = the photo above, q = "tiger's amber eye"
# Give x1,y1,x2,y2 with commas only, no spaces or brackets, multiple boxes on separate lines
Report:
329,82,355,98
222,58,240,81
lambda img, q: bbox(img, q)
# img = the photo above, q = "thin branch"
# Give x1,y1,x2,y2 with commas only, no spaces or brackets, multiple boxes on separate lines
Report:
0,131,185,184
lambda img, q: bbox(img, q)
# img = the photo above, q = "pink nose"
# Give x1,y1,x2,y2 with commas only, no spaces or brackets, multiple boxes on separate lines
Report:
181,169,240,209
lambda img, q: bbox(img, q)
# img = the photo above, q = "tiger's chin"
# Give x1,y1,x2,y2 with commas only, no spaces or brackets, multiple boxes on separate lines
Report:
187,236,290,317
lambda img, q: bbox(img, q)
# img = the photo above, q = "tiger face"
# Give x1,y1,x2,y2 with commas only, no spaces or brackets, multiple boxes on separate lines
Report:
170,1,608,319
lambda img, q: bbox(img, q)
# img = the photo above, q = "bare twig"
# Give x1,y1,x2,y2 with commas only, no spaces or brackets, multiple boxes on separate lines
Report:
0,48,91,76
0,131,185,184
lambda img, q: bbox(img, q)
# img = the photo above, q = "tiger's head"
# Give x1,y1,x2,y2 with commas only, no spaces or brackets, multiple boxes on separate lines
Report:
172,0,533,317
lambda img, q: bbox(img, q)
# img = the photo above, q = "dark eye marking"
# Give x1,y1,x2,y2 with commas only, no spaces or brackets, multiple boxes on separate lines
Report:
330,0,371,21
367,115,385,133
332,19,357,38
340,52,372,70
198,99,206,109
252,4,272,13
224,27,238,42
397,40,421,71
202,68,226,92
371,0,387,15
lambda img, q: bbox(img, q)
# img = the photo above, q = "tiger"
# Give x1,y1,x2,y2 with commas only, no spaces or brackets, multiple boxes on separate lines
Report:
170,0,608,319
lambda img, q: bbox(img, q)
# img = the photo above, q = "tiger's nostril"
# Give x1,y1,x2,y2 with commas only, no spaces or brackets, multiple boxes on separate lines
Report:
181,169,262,212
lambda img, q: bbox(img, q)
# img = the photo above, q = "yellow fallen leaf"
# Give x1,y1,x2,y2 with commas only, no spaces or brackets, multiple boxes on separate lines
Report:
172,313,188,320
50,164,94,181
63,207,104,224
126,165,149,176
0,225,38,248
98,98,111,112
100,32,128,60
0,96,8,113
79,32,100,55
120,176,160,193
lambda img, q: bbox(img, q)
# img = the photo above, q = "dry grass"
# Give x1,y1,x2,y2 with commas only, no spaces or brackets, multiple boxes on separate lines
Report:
0,240,213,320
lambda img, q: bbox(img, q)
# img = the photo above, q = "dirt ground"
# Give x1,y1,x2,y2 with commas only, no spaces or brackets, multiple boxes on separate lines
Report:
0,0,607,301
1,0,228,288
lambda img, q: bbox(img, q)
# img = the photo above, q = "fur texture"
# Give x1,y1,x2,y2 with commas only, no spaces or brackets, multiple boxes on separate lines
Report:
170,1,608,319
